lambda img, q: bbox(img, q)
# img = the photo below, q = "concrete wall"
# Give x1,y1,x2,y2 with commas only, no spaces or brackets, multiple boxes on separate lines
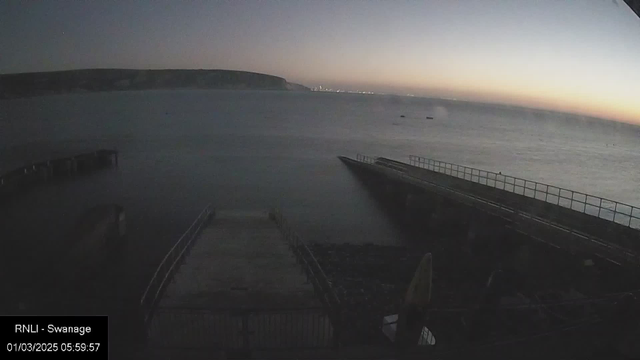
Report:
339,156,640,295
398,163,640,254
367,157,639,260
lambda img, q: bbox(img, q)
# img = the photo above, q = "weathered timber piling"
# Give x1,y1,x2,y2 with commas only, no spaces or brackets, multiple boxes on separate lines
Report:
0,150,118,200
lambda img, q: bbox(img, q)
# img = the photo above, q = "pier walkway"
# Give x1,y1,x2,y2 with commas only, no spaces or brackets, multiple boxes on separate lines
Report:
142,209,334,357
342,154,640,268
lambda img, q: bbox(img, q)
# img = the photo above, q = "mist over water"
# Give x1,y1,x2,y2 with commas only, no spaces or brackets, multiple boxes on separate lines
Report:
1,89,639,296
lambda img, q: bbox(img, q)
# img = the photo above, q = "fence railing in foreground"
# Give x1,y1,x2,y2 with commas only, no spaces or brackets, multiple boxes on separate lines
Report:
139,204,214,327
269,208,342,347
406,155,640,230
148,306,334,350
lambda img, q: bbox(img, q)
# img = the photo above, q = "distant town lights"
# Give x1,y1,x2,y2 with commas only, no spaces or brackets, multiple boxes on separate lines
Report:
311,86,375,95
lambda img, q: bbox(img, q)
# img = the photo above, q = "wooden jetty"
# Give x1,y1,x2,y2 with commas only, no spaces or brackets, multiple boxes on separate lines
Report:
0,149,118,196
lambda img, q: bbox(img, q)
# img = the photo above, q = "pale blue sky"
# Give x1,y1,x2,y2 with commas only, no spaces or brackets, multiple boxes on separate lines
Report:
1,0,639,122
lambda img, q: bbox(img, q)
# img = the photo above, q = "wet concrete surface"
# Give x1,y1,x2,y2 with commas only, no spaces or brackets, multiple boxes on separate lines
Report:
159,210,319,309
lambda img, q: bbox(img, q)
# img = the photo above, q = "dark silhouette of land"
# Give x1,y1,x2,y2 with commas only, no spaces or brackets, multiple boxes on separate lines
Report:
625,0,640,18
0,69,310,99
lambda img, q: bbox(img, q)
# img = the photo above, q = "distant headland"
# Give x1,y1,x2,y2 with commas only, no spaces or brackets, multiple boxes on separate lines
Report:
0,69,310,99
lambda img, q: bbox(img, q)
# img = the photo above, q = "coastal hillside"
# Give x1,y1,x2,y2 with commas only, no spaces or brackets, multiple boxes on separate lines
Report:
0,69,310,99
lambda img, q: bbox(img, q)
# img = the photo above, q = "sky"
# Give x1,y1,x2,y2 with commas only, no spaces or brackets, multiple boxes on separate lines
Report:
1,0,639,123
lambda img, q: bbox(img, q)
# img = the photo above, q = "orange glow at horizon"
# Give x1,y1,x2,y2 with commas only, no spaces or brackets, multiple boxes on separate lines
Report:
302,47,640,124
2,0,639,125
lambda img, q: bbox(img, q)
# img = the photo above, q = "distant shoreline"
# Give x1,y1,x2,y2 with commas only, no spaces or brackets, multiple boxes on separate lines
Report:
306,90,637,128
0,68,310,100
1,69,634,127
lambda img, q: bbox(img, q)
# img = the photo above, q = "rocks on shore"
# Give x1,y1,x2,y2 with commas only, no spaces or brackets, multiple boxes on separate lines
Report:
307,242,619,347
308,242,492,345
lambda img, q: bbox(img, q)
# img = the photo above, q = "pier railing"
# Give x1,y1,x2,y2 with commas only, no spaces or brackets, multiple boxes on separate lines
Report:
356,153,376,164
408,155,640,230
148,306,334,350
269,209,342,346
140,204,214,327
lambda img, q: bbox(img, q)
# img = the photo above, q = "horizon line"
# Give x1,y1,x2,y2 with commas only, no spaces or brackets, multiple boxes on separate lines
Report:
2,66,637,126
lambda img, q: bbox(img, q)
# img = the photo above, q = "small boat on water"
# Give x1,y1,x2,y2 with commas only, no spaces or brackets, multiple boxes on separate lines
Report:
426,116,434,119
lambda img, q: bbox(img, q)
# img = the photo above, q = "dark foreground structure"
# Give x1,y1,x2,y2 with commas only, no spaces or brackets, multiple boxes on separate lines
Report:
2,151,639,359
3,151,639,358
125,154,640,359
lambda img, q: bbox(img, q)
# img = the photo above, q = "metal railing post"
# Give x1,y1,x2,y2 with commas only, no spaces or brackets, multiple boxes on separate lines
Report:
405,154,640,230
545,185,549,202
598,198,603,218
569,191,574,209
332,305,341,348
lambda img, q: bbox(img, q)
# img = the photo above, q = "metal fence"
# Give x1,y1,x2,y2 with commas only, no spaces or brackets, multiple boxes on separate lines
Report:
408,155,640,230
148,307,334,350
269,209,342,346
356,153,376,164
139,204,214,326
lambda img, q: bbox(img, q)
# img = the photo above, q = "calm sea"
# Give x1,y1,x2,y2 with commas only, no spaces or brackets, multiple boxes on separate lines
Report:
1,89,639,296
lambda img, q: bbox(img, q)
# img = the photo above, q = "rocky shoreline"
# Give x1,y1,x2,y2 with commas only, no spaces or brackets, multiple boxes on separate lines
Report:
308,242,491,345
307,241,624,347
308,243,419,345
